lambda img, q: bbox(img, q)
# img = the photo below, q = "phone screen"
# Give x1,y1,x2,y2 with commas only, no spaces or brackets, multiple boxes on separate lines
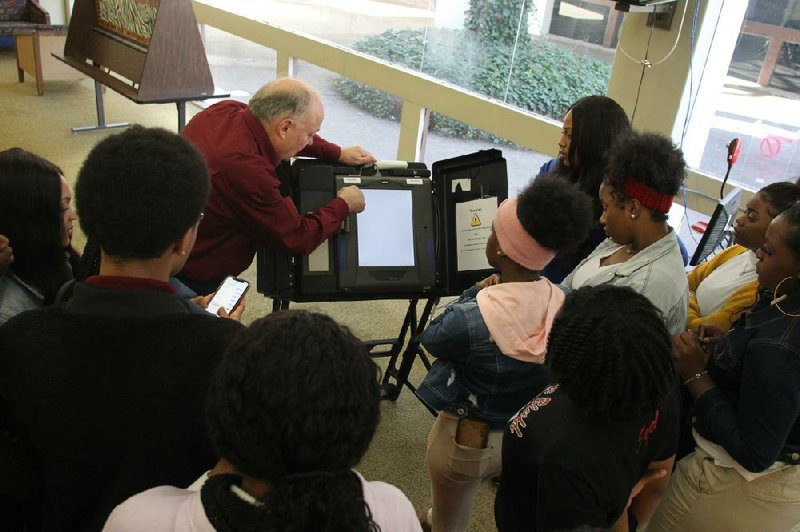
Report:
207,276,249,316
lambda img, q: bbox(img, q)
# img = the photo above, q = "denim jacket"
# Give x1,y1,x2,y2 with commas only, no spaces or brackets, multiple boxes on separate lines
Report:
418,286,549,430
692,292,800,472
561,231,688,335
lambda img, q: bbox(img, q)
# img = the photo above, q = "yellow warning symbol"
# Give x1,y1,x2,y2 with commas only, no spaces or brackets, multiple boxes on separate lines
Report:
471,214,482,227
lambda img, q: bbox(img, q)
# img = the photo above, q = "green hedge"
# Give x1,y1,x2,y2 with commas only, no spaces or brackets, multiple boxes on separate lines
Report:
332,28,611,143
465,0,533,46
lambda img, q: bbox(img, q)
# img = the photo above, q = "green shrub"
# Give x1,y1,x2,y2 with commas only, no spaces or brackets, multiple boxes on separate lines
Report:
331,28,611,143
465,0,533,46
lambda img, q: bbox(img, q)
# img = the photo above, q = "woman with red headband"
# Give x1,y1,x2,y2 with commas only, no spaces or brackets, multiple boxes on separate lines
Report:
561,131,688,335
416,176,594,532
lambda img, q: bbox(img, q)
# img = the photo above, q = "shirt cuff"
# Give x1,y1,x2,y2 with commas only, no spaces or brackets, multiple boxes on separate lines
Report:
330,196,350,217
463,285,480,299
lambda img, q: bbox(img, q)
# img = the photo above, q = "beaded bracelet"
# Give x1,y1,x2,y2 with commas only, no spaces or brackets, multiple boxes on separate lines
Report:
683,370,709,386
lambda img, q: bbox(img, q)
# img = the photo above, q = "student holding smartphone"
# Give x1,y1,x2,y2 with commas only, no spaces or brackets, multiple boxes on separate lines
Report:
204,276,249,316
0,127,245,531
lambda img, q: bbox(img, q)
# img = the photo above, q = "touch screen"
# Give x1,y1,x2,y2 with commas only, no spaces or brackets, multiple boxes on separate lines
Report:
357,189,415,267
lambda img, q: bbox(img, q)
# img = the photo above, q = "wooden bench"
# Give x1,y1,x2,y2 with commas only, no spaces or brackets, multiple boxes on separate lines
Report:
0,0,49,31
1,0,75,95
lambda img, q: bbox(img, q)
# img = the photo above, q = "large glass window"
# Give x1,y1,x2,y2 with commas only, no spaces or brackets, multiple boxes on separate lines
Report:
198,0,614,186
424,120,551,195
691,0,800,189
202,0,617,122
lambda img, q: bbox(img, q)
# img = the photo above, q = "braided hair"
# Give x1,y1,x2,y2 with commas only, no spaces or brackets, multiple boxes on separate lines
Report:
205,310,381,531
547,285,678,420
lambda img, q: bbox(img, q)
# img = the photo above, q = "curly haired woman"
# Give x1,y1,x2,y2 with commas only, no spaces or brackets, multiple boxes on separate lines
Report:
561,131,688,335
418,176,594,532
105,310,421,532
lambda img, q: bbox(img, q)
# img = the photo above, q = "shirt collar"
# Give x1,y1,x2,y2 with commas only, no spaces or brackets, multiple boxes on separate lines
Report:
610,230,679,277
87,275,176,294
745,291,800,328
242,107,281,167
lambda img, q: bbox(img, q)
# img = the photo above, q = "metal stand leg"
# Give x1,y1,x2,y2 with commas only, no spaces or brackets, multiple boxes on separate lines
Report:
71,79,131,133
271,298,290,312
269,296,437,414
177,101,186,131
380,298,438,415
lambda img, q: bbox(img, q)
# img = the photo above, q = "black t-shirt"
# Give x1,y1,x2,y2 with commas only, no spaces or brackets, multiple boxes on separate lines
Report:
494,384,679,532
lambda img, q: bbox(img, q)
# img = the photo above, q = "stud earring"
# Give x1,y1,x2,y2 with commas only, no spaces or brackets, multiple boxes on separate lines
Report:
496,250,505,256
631,214,636,219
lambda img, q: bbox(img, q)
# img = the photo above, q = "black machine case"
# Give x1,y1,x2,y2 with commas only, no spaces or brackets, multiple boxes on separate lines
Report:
257,149,508,302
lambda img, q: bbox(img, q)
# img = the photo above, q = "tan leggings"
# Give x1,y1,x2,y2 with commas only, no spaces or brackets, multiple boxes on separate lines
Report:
426,412,503,532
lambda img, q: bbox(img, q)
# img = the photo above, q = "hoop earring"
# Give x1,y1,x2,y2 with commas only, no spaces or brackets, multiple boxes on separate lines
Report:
771,276,800,317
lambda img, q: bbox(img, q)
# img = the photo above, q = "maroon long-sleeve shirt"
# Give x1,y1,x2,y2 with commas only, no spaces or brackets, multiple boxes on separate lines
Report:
180,101,347,282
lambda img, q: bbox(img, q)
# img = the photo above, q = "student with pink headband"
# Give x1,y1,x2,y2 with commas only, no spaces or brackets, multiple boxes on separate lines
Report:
416,176,594,532
561,131,689,335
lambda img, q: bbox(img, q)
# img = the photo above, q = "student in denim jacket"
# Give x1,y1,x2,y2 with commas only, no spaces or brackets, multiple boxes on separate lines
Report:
417,176,594,532
649,201,800,531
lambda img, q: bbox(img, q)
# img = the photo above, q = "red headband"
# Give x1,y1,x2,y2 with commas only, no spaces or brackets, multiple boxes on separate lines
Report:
622,180,673,213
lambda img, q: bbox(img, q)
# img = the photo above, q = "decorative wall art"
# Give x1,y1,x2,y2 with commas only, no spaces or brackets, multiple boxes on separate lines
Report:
95,0,159,45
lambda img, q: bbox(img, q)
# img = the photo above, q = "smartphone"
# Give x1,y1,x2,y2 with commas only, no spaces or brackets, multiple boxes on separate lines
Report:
206,276,249,316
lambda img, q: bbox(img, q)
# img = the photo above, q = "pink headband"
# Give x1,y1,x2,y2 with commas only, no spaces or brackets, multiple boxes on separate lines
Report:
622,180,674,213
493,198,556,271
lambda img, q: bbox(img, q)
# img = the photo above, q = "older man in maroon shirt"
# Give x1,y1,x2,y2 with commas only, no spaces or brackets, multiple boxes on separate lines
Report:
179,77,375,295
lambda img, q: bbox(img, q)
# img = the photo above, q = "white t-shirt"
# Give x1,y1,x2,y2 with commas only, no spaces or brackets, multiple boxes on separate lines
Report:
695,250,757,317
569,244,625,289
103,471,422,532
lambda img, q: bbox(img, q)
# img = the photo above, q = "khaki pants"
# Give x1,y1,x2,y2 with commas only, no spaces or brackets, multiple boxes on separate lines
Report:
648,449,800,532
426,412,503,532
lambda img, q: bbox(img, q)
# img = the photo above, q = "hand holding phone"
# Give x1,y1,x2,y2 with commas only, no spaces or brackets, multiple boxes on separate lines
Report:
206,276,249,316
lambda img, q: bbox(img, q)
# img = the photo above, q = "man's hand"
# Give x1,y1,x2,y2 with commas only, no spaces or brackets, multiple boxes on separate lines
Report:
338,185,366,214
0,235,13,275
339,146,376,166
